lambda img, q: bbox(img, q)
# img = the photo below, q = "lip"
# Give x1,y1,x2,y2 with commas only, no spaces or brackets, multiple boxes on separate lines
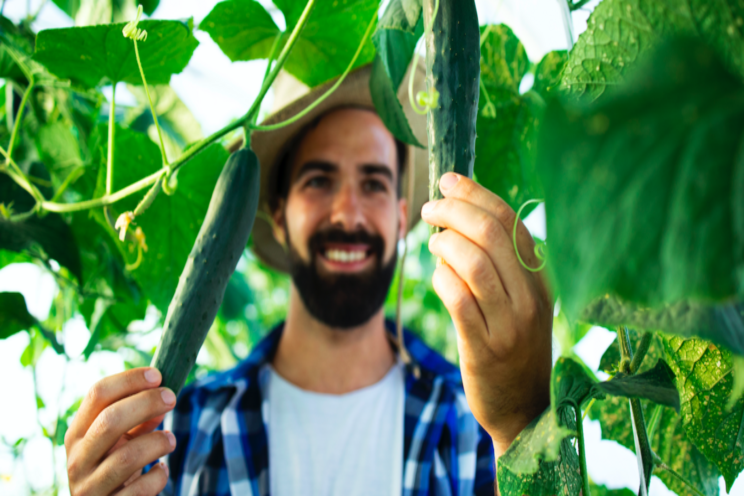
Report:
318,243,374,273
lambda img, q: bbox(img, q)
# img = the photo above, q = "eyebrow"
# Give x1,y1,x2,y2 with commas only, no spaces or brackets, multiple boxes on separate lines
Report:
293,161,394,183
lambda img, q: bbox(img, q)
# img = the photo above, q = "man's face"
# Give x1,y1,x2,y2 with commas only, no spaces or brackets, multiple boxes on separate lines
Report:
273,108,407,328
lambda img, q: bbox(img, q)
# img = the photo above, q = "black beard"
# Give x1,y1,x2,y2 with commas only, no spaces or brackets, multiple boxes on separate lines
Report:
286,226,398,329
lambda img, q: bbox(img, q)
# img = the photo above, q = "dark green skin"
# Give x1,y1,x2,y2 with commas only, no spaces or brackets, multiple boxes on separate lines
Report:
151,148,260,396
424,0,480,216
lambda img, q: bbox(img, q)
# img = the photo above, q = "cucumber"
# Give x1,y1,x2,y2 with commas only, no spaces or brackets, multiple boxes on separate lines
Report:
424,0,480,209
151,148,260,396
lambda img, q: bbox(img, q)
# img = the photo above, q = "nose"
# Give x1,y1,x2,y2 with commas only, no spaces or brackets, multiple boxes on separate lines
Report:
329,182,366,231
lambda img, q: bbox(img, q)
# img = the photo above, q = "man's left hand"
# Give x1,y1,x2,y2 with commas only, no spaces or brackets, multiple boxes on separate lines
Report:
421,172,553,457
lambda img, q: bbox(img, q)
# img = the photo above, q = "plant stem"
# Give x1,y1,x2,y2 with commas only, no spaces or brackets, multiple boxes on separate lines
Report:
252,32,284,126
0,145,45,204
651,452,706,496
133,39,169,166
630,331,651,373
106,84,117,195
6,76,34,165
249,3,376,132
571,401,591,496
28,0,318,215
557,0,575,49
618,326,653,496
646,403,662,440
568,0,593,11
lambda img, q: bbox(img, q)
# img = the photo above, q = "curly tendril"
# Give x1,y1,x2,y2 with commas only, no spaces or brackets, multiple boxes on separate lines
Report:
123,5,147,41
408,0,440,115
513,199,547,272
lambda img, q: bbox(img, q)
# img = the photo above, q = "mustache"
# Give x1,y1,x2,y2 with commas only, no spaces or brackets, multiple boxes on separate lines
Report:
307,227,385,260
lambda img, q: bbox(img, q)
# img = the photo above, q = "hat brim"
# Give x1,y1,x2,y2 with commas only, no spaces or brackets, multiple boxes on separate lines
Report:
249,62,429,273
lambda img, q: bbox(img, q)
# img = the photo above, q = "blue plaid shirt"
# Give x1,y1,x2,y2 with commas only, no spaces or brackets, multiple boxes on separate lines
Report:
161,320,496,496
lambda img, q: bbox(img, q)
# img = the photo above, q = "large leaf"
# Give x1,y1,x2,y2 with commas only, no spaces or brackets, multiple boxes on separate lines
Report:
369,55,421,147
0,292,36,339
202,0,378,87
585,295,744,356
497,408,581,495
590,332,721,496
34,19,198,89
593,360,680,411
664,336,744,490
0,173,82,282
552,355,597,409
96,125,230,314
561,0,744,101
537,38,744,322
35,121,85,191
199,0,280,63
368,0,423,147
475,25,565,214
372,0,422,88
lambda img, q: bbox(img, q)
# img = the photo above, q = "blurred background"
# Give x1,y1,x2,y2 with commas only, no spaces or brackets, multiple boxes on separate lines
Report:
0,0,741,494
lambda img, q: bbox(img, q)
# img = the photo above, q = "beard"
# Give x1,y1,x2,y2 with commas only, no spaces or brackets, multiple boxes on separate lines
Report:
286,225,398,329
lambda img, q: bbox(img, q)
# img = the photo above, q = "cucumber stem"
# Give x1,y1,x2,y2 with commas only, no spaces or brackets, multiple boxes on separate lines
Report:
6,76,34,166
248,5,378,132
570,400,591,496
106,84,117,196
133,38,169,166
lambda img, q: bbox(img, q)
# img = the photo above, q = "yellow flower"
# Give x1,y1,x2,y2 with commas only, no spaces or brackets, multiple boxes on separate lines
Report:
115,211,135,241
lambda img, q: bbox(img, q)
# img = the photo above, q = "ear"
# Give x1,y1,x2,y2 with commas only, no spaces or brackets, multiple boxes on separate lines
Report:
397,197,408,240
272,200,287,248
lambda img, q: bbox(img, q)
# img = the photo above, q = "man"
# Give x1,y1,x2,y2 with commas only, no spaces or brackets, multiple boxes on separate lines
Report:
64,63,553,496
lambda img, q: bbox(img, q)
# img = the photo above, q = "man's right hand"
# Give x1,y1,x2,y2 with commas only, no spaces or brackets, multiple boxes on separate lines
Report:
65,367,178,496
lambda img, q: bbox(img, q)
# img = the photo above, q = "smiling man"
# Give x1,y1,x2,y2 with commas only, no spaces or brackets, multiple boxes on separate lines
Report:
63,64,553,496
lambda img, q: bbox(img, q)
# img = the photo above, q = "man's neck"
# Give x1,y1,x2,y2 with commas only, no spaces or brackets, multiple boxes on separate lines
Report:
271,285,396,395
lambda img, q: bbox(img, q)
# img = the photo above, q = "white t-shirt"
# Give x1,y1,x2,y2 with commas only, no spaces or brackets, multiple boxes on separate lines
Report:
267,362,405,496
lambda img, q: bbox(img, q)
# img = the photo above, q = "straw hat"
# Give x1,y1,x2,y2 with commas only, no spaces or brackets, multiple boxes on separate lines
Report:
249,61,429,272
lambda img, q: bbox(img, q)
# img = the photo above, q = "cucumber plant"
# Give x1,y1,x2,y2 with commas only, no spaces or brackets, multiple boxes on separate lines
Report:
1,0,743,495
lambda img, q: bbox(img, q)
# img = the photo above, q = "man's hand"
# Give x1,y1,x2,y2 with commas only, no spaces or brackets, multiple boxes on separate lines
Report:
65,368,177,496
421,173,553,457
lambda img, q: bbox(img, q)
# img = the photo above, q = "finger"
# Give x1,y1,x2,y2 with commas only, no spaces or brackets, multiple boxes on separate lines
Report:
429,229,513,339
127,414,166,439
75,387,176,471
431,261,489,348
66,368,162,447
88,430,175,495
432,173,537,261
423,197,538,303
117,461,170,496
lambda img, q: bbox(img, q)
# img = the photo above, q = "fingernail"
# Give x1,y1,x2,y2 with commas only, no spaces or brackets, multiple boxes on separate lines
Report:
165,431,176,448
421,201,435,216
145,368,161,384
439,173,459,191
160,462,169,477
161,389,176,405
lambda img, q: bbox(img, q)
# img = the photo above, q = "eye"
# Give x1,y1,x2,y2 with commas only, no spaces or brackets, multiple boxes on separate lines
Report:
305,175,331,189
363,178,388,193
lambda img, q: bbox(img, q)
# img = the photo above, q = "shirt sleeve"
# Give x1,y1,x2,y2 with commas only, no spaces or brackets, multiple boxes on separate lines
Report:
473,425,496,495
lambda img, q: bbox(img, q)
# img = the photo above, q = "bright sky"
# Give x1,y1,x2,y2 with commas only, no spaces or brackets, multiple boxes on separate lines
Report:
1,0,742,494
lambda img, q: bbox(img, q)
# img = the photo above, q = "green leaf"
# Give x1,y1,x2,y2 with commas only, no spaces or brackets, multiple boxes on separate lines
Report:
137,0,159,16
552,356,597,409
561,0,744,101
497,412,581,496
553,311,592,357
36,395,45,409
35,121,85,191
589,483,635,496
372,0,423,88
20,329,48,367
369,55,422,147
96,125,230,314
532,50,568,101
0,174,83,282
34,19,199,89
663,336,744,490
593,360,680,411
499,408,574,475
584,295,744,356
203,0,379,87
537,38,744,322
199,0,280,63
50,0,82,18
54,418,68,446
475,26,562,214
0,292,35,340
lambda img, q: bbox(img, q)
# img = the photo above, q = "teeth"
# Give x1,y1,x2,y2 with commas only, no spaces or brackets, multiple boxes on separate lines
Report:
326,249,367,263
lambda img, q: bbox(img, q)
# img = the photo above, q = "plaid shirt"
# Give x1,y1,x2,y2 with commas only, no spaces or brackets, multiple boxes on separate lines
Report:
161,320,496,496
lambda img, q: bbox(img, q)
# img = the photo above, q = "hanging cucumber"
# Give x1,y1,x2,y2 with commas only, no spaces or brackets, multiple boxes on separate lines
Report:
423,0,480,210
151,148,260,396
